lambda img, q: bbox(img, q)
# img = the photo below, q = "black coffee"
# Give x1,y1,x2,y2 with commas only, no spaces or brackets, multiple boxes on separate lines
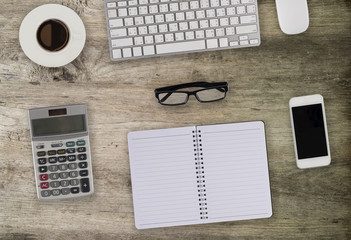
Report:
37,19,69,52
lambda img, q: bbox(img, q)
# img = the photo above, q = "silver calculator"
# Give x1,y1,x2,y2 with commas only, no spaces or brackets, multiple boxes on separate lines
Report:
29,104,94,200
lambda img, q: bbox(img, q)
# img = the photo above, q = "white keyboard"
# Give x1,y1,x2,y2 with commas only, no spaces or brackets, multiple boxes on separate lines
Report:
104,0,260,61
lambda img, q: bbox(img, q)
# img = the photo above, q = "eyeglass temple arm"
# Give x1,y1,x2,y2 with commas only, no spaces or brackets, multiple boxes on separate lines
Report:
155,81,228,92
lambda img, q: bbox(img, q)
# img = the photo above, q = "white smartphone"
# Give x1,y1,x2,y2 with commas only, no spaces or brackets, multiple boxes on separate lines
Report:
289,94,331,169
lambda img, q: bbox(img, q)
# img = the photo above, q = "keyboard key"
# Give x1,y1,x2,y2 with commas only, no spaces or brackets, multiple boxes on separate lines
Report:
70,171,79,178
185,31,195,40
61,188,70,195
71,187,80,194
236,24,257,34
240,40,249,45
122,48,132,57
143,45,155,55
219,38,229,47
60,172,69,179
39,166,47,173
240,15,257,24
118,8,128,17
61,180,70,187
37,151,46,157
236,6,246,14
48,157,57,163
111,28,127,38
67,148,75,154
59,164,68,171
38,158,46,165
230,41,239,46
39,174,48,181
165,33,174,42
156,40,206,54
58,156,66,162
71,179,79,186
80,178,90,193
51,143,63,148
50,173,59,180
57,149,66,155
66,141,75,147
175,32,185,41
41,190,51,197
50,181,60,188
112,49,122,59
67,155,76,161
250,39,259,44
69,163,78,170
78,162,88,169
80,170,89,177
77,147,86,153
133,47,143,56
206,39,218,48
49,165,58,172
107,2,116,8
52,189,61,196
107,9,117,18
41,182,49,189
247,5,256,13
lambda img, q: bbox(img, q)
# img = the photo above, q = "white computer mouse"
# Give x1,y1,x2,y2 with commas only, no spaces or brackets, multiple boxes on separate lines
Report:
276,0,309,35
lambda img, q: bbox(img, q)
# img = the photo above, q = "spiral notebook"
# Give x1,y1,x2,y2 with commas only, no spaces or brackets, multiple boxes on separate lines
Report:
128,121,272,229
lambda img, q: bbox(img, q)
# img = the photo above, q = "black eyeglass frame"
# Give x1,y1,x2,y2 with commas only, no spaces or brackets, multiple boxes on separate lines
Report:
154,81,229,106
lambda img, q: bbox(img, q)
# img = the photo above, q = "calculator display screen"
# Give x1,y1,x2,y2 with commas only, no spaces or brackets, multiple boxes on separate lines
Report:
32,115,86,137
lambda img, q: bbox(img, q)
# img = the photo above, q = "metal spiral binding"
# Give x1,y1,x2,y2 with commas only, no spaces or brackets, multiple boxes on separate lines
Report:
193,128,208,219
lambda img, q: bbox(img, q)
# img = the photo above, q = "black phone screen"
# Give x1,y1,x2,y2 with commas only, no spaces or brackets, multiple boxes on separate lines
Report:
292,104,328,159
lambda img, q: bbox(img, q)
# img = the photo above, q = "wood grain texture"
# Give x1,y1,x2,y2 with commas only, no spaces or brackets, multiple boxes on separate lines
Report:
0,0,350,239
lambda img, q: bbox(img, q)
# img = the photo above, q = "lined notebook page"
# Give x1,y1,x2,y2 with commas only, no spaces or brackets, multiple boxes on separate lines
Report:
128,127,200,229
198,121,272,223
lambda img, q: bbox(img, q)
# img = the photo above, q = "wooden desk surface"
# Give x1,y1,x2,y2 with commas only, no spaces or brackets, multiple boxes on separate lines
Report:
1,0,350,239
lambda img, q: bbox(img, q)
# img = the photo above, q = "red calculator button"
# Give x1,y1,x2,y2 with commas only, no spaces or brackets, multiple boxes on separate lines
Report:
41,182,49,189
40,174,48,181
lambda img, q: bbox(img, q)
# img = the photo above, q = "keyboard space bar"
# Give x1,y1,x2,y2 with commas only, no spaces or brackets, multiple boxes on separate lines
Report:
156,40,206,54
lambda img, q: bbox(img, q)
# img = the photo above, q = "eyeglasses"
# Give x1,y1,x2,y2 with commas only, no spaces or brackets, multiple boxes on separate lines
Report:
155,81,229,106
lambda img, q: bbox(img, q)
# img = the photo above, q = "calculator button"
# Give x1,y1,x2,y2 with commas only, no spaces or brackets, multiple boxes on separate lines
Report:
60,172,69,179
66,141,75,147
58,156,67,162
49,165,58,172
69,163,77,170
36,145,44,149
51,143,63,148
67,148,75,154
41,190,51,197
48,157,57,164
78,154,87,160
70,179,79,186
59,164,68,171
71,187,80,194
50,173,59,180
67,155,76,161
41,182,49,189
52,189,61,196
48,150,56,155
40,174,48,181
79,170,89,177
78,162,88,168
76,140,86,146
39,166,47,173
77,147,86,152
37,151,46,157
61,188,70,195
57,149,66,155
61,180,70,187
70,171,79,178
38,158,46,165
50,181,60,188
80,178,90,193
